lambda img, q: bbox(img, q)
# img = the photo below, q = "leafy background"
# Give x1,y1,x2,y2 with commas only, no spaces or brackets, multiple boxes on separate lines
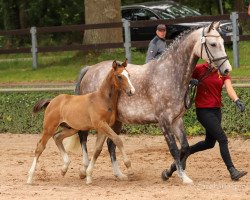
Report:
0,88,249,137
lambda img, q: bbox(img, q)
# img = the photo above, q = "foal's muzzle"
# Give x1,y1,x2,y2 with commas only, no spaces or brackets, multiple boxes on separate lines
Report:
126,88,135,96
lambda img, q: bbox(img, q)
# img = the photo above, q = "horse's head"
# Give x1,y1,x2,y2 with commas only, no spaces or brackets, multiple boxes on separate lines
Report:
194,21,232,76
112,59,135,96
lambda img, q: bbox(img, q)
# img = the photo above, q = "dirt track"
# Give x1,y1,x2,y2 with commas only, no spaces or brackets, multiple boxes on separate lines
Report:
0,133,249,200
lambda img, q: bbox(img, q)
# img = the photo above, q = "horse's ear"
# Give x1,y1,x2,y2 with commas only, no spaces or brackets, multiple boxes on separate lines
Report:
207,21,215,33
112,60,118,70
213,21,220,30
122,58,128,68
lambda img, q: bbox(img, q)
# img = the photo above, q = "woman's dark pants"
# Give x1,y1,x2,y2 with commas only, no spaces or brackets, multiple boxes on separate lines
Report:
190,108,234,170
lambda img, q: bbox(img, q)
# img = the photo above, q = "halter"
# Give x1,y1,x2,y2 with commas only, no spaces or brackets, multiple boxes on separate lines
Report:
200,27,228,74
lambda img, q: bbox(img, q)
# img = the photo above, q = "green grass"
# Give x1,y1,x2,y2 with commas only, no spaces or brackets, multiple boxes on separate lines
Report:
0,41,249,83
226,41,250,78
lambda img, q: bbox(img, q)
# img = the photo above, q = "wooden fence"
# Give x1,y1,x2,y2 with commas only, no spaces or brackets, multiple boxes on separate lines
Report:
0,12,249,63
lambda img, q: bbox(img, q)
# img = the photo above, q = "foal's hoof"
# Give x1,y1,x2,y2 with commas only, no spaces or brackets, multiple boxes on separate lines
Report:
27,179,33,185
79,168,86,179
128,169,134,177
161,170,171,181
86,177,93,185
61,169,67,176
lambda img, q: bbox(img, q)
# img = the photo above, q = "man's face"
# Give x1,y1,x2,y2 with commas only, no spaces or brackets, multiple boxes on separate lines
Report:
156,29,166,39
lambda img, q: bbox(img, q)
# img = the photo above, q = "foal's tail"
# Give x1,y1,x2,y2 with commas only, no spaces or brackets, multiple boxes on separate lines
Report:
33,99,51,113
64,134,81,153
75,66,90,95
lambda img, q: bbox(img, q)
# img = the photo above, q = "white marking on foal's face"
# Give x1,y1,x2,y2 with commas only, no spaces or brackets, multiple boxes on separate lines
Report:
121,70,135,95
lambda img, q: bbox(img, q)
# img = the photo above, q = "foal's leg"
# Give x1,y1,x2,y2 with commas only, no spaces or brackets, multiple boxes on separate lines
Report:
78,131,90,179
107,121,127,180
53,128,78,176
86,133,106,184
98,121,133,176
159,115,193,184
162,118,191,181
27,128,55,184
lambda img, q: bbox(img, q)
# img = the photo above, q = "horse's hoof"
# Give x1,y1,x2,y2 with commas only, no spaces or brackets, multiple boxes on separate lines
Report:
183,177,193,185
79,168,86,179
161,170,170,181
116,174,128,181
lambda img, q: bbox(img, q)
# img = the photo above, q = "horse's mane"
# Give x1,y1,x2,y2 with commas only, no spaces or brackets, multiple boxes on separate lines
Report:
160,26,202,58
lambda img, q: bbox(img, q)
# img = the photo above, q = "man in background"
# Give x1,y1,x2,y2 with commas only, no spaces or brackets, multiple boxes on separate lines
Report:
145,24,167,63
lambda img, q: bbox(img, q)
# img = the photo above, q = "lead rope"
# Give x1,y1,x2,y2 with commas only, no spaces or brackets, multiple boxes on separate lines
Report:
184,84,197,109
184,67,212,109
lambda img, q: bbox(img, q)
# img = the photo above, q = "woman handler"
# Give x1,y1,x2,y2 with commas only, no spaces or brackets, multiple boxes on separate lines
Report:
163,62,247,181
189,62,247,181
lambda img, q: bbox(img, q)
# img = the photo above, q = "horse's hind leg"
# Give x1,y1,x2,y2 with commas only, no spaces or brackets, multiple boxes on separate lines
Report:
98,121,133,177
86,133,106,184
53,128,78,176
159,116,193,184
27,129,54,184
78,130,90,179
107,121,127,180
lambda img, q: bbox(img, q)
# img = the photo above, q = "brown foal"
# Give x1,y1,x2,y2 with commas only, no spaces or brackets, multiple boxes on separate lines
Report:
27,59,135,185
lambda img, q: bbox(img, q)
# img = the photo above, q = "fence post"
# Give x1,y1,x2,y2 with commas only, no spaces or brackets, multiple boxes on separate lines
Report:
122,19,131,63
230,12,239,68
30,27,38,69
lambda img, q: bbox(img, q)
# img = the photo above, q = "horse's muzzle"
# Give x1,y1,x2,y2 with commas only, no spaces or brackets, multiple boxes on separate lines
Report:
219,68,230,76
224,69,229,76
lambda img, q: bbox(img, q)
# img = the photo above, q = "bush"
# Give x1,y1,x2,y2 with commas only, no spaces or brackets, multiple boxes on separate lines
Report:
0,88,249,137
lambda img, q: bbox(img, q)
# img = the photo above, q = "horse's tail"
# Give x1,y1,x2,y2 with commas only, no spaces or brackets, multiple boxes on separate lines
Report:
33,99,51,113
75,66,90,95
64,134,81,153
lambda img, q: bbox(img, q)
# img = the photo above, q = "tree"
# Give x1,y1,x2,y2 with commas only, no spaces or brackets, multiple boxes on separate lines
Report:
233,0,245,12
84,0,123,44
1,0,19,30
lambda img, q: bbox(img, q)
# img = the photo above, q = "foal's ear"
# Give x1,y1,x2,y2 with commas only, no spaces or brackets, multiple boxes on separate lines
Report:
122,58,128,68
207,21,215,33
112,60,118,70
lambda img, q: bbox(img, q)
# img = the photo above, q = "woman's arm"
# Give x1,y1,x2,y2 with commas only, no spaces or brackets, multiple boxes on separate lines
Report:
225,79,245,112
224,79,238,102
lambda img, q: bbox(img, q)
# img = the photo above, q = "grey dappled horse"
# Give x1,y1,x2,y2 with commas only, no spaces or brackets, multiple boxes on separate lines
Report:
69,22,232,184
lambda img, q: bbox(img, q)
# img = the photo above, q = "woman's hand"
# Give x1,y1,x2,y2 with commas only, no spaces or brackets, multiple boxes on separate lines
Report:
235,99,245,112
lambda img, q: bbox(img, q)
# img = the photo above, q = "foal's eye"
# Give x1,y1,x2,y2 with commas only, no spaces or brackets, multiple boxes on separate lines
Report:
210,43,216,47
117,75,123,80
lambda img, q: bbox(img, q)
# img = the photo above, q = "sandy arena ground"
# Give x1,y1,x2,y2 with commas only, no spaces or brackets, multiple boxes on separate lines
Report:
0,133,249,200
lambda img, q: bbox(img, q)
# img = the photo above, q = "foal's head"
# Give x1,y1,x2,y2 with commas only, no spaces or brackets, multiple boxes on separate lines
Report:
194,21,232,76
112,59,135,96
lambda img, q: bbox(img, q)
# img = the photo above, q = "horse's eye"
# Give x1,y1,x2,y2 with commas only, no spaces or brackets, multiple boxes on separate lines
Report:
210,43,216,47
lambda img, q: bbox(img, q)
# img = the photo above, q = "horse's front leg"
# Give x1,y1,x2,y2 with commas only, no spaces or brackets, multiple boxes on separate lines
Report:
98,121,133,177
162,118,191,182
159,116,193,184
107,121,127,180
